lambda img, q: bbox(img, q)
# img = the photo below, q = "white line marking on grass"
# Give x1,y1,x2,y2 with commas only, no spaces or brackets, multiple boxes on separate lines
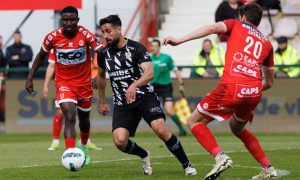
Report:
0,147,296,175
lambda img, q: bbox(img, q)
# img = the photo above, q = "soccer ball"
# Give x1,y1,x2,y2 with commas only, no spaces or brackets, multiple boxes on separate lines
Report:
61,148,85,171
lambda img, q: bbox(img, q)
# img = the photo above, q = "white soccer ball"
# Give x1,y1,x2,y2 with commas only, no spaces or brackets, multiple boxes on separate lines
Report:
61,148,85,171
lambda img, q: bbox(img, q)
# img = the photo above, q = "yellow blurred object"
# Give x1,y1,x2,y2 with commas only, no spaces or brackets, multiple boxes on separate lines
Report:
174,97,191,125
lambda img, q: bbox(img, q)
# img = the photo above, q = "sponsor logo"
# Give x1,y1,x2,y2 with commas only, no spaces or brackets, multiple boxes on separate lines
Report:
235,84,261,99
232,64,258,78
150,107,162,113
58,86,70,92
68,42,73,47
217,105,233,112
109,68,134,81
56,48,87,65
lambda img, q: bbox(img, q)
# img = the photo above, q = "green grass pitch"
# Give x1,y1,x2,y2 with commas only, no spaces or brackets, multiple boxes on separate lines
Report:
0,132,299,179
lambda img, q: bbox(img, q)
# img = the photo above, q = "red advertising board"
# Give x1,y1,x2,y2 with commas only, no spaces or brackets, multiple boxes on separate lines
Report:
0,0,81,10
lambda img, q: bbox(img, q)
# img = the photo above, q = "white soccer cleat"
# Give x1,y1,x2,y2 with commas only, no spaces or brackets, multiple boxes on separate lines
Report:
205,154,233,180
141,151,153,175
185,163,197,176
252,165,278,179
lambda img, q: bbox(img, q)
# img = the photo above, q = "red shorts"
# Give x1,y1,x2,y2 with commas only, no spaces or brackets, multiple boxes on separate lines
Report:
197,83,262,123
56,84,93,112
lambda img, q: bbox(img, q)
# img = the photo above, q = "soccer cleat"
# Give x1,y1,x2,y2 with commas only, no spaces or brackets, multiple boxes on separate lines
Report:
251,165,278,179
205,154,233,180
48,142,59,151
87,141,102,150
141,151,153,175
185,163,197,176
78,144,90,165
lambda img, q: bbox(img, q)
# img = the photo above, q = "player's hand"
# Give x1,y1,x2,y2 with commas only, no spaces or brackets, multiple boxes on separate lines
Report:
98,102,110,116
126,84,137,104
91,77,97,89
25,79,34,95
42,87,48,100
163,36,181,46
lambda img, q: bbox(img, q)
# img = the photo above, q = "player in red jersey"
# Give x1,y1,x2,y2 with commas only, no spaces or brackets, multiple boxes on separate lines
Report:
43,50,101,151
164,4,277,180
25,6,104,165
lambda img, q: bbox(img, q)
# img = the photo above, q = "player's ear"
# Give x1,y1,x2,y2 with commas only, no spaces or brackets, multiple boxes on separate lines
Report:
116,26,121,33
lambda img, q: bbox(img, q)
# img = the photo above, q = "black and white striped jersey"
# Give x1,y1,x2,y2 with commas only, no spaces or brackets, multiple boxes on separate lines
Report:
98,39,154,106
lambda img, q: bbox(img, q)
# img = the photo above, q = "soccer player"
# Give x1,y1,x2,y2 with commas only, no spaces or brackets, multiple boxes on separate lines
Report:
25,6,104,165
43,50,101,151
96,14,197,176
164,3,277,180
150,39,187,136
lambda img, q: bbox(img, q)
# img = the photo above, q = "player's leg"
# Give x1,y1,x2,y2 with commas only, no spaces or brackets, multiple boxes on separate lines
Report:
76,87,94,165
112,107,151,175
48,107,63,151
141,93,196,175
188,105,232,180
60,102,77,149
164,100,187,136
230,111,277,179
150,118,197,175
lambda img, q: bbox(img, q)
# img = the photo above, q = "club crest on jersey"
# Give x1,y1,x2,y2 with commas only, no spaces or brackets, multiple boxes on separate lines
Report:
79,40,85,47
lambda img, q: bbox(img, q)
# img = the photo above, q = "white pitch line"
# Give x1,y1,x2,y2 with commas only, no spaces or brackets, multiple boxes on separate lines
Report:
0,147,297,172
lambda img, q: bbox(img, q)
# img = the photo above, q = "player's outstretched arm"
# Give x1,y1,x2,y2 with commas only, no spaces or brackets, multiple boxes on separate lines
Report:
262,67,274,91
163,22,226,46
25,48,48,94
42,62,55,99
126,62,154,104
97,68,109,115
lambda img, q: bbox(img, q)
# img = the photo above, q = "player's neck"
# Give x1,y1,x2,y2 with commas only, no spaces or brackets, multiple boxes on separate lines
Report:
116,37,127,49
62,27,78,39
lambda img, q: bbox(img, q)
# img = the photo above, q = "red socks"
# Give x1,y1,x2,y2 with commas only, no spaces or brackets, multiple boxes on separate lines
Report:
238,129,270,168
191,124,222,157
80,132,90,145
52,113,63,140
65,138,75,149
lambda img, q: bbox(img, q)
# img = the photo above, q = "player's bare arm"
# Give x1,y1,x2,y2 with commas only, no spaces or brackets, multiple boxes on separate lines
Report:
163,22,226,46
97,67,109,115
42,62,55,99
126,62,154,104
174,69,184,92
25,48,48,94
262,66,274,91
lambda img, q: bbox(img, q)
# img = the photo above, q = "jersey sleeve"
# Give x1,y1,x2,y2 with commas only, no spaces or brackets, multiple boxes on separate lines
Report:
48,49,56,64
136,44,151,64
222,19,237,34
97,51,106,70
84,28,102,51
263,46,274,69
167,55,177,70
42,32,54,52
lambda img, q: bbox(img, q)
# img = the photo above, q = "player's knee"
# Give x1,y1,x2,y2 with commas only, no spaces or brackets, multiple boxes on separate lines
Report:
113,136,128,150
156,126,170,140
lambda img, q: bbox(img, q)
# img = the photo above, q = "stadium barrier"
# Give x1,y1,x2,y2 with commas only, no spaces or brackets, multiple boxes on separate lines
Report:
4,78,300,134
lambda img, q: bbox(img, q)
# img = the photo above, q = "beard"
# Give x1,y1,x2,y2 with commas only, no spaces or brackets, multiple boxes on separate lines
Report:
107,37,120,48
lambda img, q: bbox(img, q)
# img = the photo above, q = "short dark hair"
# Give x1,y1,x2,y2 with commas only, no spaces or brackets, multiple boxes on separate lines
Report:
276,36,288,43
152,39,161,47
99,14,122,27
239,3,263,26
14,29,21,34
61,6,78,16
